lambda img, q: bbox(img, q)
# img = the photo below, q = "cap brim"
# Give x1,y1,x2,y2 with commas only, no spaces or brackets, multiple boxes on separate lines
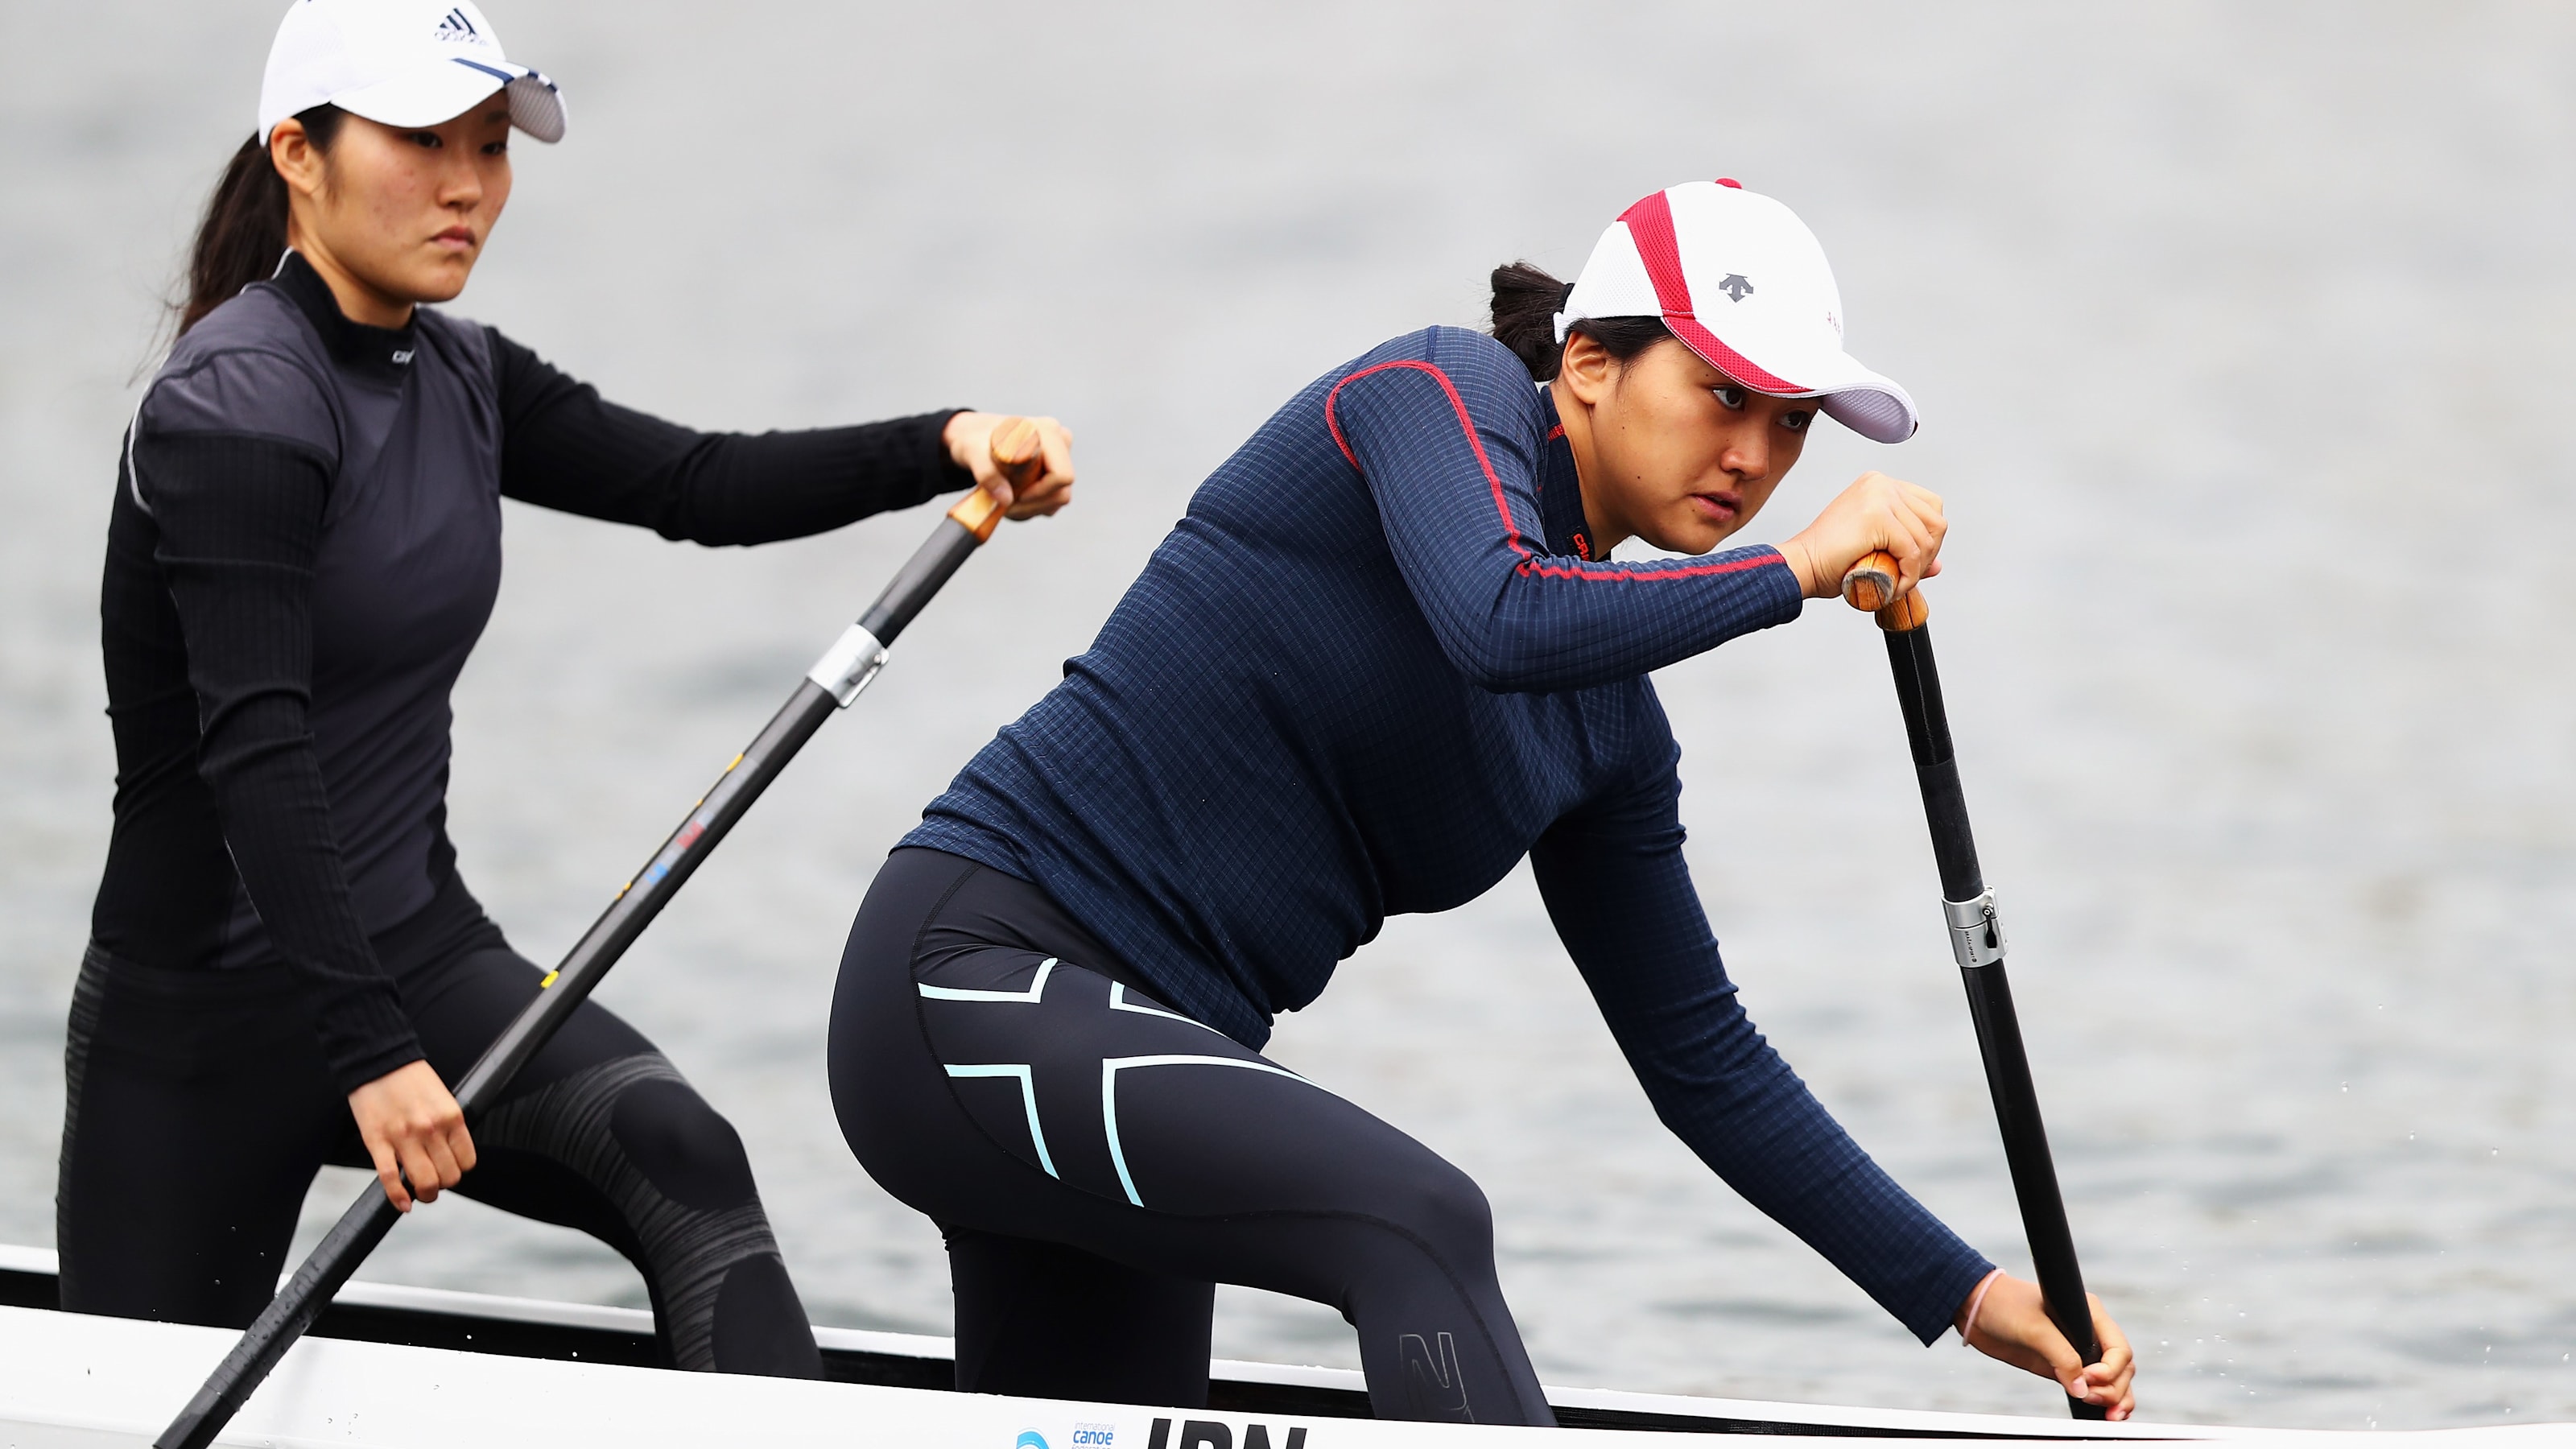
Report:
1668,318,1918,444
332,58,564,143
1815,386,1918,445
1798,353,1919,444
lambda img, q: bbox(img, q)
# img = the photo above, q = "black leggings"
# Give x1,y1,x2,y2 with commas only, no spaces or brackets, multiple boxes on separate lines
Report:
828,848,1553,1425
55,875,821,1377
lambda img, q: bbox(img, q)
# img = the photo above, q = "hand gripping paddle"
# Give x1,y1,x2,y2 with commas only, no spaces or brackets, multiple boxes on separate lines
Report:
1840,552,2108,1420
154,421,1051,1449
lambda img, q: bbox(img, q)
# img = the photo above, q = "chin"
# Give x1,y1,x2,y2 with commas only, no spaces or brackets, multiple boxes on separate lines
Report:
1648,520,1733,557
405,266,474,305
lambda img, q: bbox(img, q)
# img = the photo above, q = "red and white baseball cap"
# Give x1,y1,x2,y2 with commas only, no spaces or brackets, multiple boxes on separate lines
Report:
258,0,565,146
1554,180,1917,442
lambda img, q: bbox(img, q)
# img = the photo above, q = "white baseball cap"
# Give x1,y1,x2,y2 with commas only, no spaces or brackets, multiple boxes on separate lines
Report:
1554,180,1917,443
258,0,565,146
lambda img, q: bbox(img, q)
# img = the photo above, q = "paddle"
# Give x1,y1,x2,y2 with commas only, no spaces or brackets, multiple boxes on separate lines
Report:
1839,551,2107,1422
154,420,1049,1449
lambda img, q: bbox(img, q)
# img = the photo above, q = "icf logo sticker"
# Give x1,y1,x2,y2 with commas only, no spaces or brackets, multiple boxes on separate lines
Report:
1016,1434,1050,1449
1071,1426,1117,1447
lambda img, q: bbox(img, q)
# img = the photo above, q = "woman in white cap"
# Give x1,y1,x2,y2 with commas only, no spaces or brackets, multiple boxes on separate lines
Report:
827,180,2136,1422
60,0,1071,1377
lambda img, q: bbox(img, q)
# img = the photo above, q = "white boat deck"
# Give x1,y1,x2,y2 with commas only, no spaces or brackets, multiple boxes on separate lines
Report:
0,1246,2561,1448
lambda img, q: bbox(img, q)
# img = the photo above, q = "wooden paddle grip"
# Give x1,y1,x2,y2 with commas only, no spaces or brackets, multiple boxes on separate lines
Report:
945,417,1047,543
1840,550,1929,632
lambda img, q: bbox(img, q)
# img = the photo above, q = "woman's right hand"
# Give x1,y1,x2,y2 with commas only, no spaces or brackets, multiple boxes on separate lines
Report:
1776,471,1947,601
347,1059,476,1212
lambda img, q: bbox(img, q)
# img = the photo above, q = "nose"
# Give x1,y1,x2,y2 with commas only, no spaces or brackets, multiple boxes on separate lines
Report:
437,151,484,209
1718,421,1769,483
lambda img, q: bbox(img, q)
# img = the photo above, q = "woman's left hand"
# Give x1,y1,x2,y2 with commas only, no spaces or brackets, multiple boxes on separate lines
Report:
944,411,1076,519
1960,1271,2136,1420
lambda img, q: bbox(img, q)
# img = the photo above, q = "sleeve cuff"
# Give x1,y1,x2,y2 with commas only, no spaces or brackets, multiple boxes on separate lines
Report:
1749,545,1808,630
918,409,976,502
317,986,427,1096
1909,1251,2002,1346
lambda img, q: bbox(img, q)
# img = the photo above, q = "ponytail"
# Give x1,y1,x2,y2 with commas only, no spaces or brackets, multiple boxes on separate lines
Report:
1488,262,1571,378
175,105,346,338
1486,259,1674,382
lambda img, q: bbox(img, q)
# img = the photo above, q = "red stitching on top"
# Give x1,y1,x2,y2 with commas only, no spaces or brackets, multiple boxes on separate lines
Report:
1619,192,1701,324
1666,314,1802,396
1545,423,1567,440
1616,192,1803,394
1323,359,1790,584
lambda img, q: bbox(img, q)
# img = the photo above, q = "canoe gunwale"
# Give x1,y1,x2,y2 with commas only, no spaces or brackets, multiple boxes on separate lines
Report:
0,1244,2213,1440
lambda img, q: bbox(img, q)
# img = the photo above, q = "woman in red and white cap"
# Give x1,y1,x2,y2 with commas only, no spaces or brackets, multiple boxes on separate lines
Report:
828,179,2137,1422
60,0,1071,1374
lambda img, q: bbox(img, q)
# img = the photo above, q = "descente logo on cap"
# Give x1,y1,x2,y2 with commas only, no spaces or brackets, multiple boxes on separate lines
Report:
433,7,479,41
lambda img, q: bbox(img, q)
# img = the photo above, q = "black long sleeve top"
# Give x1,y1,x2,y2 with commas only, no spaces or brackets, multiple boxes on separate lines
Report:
94,252,970,1091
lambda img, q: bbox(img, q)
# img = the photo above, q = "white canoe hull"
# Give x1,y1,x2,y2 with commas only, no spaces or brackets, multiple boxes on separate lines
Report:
0,1247,2560,1448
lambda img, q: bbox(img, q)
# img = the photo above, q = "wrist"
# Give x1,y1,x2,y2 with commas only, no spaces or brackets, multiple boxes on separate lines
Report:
939,410,975,464
349,1055,431,1100
1776,539,1822,598
1955,1267,2003,1344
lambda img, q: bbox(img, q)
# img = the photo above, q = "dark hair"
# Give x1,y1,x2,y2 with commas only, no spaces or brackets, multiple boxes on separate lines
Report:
1488,260,1674,382
175,105,348,337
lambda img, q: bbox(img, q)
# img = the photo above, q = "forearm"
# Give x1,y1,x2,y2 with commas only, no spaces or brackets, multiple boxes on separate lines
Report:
1636,1020,1996,1342
202,732,425,1089
491,327,972,543
1443,545,1804,691
638,412,969,543
1537,801,1990,1341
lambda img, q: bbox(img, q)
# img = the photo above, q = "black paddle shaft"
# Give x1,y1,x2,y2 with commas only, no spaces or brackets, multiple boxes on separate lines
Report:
1880,620,2107,1421
155,477,1020,1449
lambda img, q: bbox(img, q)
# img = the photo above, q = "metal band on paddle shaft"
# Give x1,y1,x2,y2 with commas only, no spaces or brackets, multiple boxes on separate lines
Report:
155,421,1050,1449
1839,551,2107,1421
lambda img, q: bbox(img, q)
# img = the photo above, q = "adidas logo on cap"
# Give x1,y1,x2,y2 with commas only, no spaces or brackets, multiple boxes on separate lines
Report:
257,0,566,145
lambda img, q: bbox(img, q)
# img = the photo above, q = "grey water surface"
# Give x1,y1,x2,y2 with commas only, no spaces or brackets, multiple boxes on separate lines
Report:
5,0,2573,1430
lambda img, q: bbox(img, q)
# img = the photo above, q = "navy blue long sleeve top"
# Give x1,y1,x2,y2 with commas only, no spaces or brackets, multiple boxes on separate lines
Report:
909,325,1993,1343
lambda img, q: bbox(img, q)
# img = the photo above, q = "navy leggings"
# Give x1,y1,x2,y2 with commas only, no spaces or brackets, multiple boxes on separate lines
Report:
56,873,821,1377
828,848,1554,1425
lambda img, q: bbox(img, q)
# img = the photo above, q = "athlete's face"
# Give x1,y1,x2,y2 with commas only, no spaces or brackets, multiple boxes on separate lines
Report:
272,101,515,328
1553,335,1814,559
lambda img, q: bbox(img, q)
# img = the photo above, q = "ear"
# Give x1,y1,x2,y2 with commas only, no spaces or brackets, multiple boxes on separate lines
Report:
270,118,327,201
1558,330,1617,407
